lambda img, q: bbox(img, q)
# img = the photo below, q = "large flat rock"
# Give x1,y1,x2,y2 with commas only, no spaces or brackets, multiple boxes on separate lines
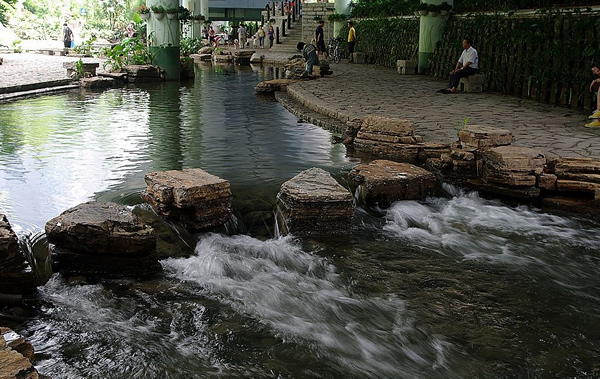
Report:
276,168,354,236
348,160,436,207
45,201,156,256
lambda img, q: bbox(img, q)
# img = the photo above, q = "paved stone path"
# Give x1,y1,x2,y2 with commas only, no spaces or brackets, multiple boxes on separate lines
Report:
1,50,598,159
0,53,103,91
287,62,600,159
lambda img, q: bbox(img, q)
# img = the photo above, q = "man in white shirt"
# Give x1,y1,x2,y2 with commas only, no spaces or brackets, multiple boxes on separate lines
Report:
446,38,479,93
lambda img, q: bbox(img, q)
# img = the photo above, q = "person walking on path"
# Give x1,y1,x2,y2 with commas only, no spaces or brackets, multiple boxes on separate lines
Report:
268,25,275,49
444,38,479,93
63,23,73,48
257,26,266,48
347,21,356,63
297,41,319,76
586,65,600,127
315,20,327,60
238,24,247,49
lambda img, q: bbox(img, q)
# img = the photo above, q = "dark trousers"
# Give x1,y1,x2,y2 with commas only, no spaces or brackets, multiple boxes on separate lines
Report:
449,67,478,89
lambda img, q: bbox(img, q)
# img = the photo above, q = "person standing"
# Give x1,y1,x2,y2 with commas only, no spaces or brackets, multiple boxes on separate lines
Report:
238,23,247,49
125,22,135,38
445,38,479,93
347,21,356,63
63,23,73,48
315,20,327,60
209,26,215,44
257,25,266,49
268,25,275,49
586,65,600,127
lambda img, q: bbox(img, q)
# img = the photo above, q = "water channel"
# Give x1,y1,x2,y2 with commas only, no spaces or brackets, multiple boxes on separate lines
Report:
0,64,599,378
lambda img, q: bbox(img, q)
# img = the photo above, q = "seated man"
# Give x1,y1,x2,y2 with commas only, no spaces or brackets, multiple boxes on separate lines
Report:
446,38,479,93
297,41,319,76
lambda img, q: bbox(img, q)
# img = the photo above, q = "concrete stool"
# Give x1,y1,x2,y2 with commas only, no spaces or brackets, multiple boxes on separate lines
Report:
397,60,417,75
354,52,366,64
459,74,484,92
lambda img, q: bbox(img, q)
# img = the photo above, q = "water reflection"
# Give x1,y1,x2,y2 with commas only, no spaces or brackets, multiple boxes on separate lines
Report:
0,64,352,235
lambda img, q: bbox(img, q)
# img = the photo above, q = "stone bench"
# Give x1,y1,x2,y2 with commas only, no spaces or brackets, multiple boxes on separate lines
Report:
63,61,99,77
397,60,417,75
459,74,484,92
354,52,366,64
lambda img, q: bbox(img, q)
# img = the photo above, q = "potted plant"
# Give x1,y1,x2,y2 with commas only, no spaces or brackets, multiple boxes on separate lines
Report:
417,3,428,16
439,2,452,16
177,6,191,21
192,14,205,23
151,5,165,20
166,6,178,20
137,5,150,20
428,4,440,17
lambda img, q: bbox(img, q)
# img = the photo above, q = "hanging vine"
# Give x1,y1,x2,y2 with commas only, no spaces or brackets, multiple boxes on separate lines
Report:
429,9,600,109
339,17,420,68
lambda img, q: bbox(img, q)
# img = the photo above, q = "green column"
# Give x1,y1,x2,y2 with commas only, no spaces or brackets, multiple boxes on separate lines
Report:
147,0,180,80
417,0,453,74
333,0,351,37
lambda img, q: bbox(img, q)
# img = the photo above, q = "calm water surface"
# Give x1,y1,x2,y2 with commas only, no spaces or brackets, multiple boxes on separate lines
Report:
0,64,599,378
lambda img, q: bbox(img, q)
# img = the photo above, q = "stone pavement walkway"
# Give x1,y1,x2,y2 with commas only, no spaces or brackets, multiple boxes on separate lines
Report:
1,50,598,159
0,53,103,96
286,62,600,159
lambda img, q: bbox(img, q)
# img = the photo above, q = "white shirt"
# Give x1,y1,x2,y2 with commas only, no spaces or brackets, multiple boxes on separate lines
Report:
458,46,479,69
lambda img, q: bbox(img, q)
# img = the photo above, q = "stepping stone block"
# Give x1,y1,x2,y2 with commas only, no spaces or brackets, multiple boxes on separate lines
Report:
255,79,299,94
474,145,546,198
276,168,354,237
142,168,233,231
123,64,164,83
459,74,484,92
397,60,417,75
0,215,37,295
458,125,514,150
348,160,436,207
63,61,99,77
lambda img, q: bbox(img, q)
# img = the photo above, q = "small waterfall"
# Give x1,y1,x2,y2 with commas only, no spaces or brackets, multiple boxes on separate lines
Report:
163,233,455,378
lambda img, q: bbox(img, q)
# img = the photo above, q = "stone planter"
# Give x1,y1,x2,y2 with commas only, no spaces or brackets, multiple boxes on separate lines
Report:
429,11,438,17
440,10,449,16
167,12,176,20
140,12,150,21
153,11,165,20
418,10,428,16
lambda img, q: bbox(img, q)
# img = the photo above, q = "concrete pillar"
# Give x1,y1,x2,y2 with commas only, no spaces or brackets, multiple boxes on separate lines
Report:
147,0,180,80
333,0,351,37
418,0,452,74
199,0,208,20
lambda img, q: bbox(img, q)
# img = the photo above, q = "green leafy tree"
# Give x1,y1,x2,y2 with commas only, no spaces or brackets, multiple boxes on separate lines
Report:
0,0,18,24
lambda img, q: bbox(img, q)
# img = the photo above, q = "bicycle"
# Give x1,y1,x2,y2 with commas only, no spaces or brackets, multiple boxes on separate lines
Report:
327,37,343,64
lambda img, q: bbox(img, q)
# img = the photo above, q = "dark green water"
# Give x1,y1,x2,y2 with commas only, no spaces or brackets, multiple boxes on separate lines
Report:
0,64,599,378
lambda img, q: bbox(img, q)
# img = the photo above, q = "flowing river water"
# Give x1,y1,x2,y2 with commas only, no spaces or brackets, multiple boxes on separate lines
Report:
0,64,599,378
